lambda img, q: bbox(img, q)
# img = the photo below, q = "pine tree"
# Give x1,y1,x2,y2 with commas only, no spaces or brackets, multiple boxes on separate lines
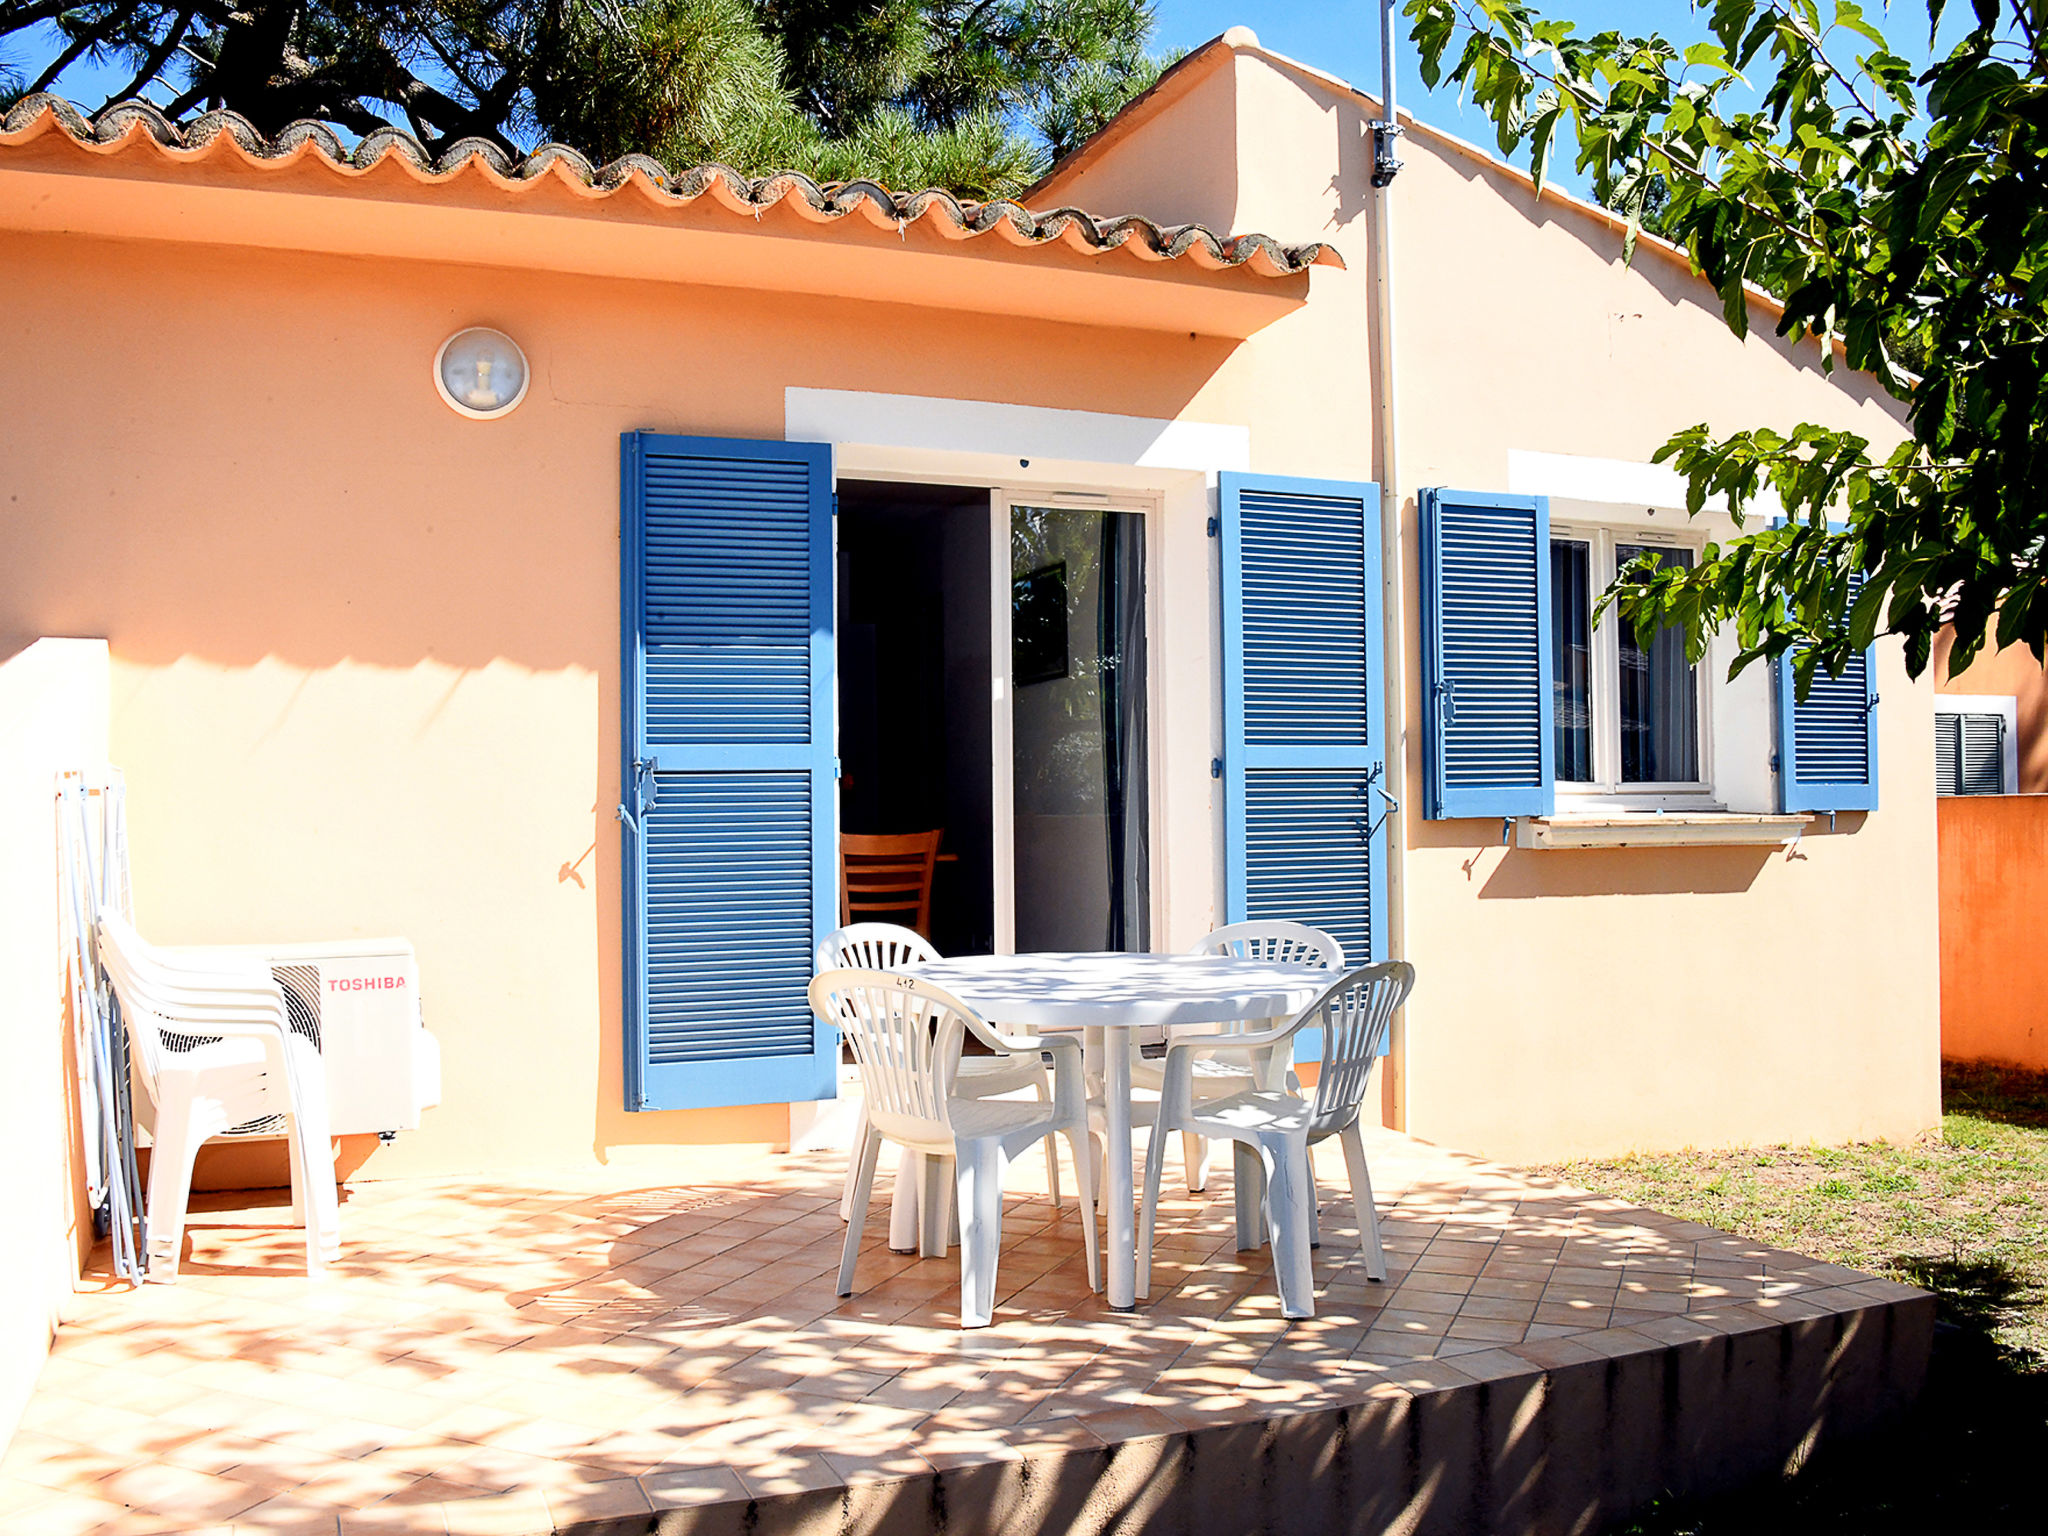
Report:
0,0,1170,198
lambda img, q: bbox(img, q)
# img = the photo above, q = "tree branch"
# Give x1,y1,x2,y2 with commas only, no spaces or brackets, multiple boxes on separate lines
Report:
2008,0,2041,57
103,7,195,106
1438,2,1832,255
0,0,74,37
1761,0,1896,134
27,11,123,95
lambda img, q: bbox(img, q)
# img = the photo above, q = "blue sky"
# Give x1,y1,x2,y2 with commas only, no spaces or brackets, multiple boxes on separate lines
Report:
1150,2,1975,194
1152,2,1969,107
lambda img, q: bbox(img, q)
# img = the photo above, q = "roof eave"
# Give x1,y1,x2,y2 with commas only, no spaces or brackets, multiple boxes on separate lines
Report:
0,94,1340,325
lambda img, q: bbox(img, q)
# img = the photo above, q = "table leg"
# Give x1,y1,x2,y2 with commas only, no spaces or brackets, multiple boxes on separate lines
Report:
1104,1024,1136,1309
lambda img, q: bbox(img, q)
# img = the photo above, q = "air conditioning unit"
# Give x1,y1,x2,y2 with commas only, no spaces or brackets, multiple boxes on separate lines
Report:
257,938,442,1138
148,937,442,1141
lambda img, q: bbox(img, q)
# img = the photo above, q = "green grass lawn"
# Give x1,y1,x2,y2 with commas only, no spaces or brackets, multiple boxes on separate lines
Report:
1533,1061,2048,1535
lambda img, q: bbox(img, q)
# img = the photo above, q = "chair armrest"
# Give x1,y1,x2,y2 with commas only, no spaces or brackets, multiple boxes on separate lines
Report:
142,951,279,991
1029,1032,1089,1124
1155,1002,1319,1116
959,1011,1074,1061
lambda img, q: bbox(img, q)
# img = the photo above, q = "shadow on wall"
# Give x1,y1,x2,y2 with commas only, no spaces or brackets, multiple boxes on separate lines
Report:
1437,145,1903,414
1409,814,1868,898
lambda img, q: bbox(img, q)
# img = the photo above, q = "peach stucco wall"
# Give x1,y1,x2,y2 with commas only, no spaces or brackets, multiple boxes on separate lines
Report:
1938,795,2048,1069
0,221,1254,1181
1,38,1941,1183
1042,43,1940,1161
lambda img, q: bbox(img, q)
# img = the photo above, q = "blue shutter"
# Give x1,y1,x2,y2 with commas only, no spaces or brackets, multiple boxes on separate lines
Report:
1420,489,1554,820
1220,474,1388,1062
1771,525,1879,814
621,433,836,1111
1776,639,1879,813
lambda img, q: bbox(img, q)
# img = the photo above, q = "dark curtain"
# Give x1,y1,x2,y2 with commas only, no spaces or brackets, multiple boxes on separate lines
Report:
1550,540,1593,781
1099,513,1150,951
1617,545,1699,782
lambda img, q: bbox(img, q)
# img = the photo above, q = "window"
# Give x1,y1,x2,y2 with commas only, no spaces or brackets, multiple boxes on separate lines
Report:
1549,527,1708,799
1935,697,2017,796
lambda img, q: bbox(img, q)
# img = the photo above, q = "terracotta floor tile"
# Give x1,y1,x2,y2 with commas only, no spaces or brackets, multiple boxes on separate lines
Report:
92,1462,271,1524
1456,1294,1538,1324
539,1474,653,1526
229,1493,348,1534
4,1494,152,1536
1442,1317,1529,1345
638,1463,750,1512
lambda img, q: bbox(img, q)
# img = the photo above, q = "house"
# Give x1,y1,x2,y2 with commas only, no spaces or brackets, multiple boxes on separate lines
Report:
1,31,1938,1192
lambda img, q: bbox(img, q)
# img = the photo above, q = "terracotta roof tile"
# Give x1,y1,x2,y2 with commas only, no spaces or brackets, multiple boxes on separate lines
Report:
0,94,1342,279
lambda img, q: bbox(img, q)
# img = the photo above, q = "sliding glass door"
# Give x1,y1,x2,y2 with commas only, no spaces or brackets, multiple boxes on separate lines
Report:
1003,502,1151,954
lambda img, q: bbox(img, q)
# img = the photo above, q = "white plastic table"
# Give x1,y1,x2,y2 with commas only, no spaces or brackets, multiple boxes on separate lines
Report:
913,951,1330,1310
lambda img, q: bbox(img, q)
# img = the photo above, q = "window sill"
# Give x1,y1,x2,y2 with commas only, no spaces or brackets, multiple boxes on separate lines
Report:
1515,813,1813,850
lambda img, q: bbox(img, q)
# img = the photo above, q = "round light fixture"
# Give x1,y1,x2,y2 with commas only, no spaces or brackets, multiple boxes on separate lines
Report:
434,327,529,419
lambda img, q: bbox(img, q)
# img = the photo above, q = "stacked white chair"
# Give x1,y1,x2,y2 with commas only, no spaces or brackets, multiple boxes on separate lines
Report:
811,969,1099,1328
96,909,340,1280
820,925,1063,1249
1123,921,1344,1192
1137,961,1415,1319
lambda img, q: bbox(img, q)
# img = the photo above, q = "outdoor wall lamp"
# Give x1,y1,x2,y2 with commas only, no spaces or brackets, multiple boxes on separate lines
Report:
434,327,529,419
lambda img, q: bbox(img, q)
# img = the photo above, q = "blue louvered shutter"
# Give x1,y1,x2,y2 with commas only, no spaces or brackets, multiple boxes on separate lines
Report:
1420,489,1553,820
1770,523,1879,814
1776,632,1879,812
1220,474,1388,1061
620,433,836,1111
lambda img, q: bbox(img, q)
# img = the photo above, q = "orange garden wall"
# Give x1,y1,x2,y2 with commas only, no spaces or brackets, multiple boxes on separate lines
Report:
1938,795,2048,1070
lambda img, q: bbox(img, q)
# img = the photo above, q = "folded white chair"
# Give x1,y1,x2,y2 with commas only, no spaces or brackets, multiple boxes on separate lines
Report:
819,925,1062,1243
1138,961,1415,1319
1121,921,1344,1193
812,968,1099,1329
96,909,340,1281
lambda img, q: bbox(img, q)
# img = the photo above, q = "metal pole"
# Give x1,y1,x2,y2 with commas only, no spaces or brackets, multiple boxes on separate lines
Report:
1371,0,1410,1129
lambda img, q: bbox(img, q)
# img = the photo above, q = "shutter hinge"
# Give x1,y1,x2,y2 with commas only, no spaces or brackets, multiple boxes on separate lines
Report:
1770,752,1781,773
834,756,843,779
1207,516,1220,538
1211,757,1223,779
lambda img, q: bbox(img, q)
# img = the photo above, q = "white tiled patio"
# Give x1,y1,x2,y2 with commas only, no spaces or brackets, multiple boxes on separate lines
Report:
0,1128,1930,1536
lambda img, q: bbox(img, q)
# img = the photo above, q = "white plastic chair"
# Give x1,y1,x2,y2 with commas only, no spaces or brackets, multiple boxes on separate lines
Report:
95,909,339,1281
819,925,1062,1238
811,968,1099,1328
1138,961,1414,1319
1127,921,1345,1192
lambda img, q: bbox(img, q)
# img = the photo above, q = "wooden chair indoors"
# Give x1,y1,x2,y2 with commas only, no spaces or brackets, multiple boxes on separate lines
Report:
840,830,944,938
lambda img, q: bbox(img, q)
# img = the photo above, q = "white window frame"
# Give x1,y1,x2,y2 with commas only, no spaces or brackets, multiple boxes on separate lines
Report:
1550,521,1717,809
1934,694,2019,796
